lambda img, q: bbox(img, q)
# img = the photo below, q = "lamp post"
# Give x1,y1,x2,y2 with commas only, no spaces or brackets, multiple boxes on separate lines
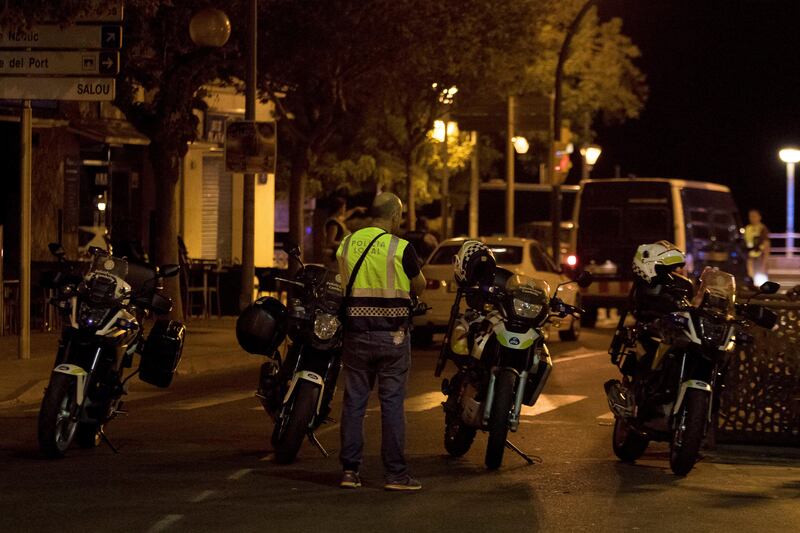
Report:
779,147,800,256
580,144,602,179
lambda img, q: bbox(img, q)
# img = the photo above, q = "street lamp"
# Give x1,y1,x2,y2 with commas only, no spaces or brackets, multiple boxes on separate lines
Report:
779,147,800,256
433,119,458,239
512,136,529,155
580,144,602,179
189,8,232,48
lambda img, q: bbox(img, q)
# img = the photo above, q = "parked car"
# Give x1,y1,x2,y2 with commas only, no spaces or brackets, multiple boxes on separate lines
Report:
413,236,582,344
516,221,576,268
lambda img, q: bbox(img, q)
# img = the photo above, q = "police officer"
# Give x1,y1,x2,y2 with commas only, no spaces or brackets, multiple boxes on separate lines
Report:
336,192,426,491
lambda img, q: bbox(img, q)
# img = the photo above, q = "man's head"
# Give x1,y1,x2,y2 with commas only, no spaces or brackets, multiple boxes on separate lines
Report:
370,192,404,233
330,196,347,217
749,209,762,225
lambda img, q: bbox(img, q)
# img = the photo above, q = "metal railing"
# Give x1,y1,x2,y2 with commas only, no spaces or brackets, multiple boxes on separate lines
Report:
767,232,800,257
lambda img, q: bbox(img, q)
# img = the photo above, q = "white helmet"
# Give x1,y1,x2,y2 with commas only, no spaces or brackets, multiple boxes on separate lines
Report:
632,241,686,283
453,240,496,286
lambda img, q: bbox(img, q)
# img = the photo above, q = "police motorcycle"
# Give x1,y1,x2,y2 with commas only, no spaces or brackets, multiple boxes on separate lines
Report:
38,244,185,458
236,241,345,464
434,241,592,469
606,263,778,476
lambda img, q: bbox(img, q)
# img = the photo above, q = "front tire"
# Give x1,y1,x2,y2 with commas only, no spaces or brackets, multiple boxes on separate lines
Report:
612,417,649,462
670,389,708,476
558,316,580,342
484,368,517,470
38,373,80,458
271,381,319,465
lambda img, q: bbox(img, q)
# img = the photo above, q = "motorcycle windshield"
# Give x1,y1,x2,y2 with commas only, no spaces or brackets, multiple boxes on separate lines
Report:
505,274,550,305
88,251,129,280
692,267,735,315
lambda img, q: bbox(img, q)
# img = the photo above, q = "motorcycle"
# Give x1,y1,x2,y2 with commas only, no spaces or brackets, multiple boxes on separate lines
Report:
237,242,344,464
435,268,592,469
606,271,779,475
38,244,185,458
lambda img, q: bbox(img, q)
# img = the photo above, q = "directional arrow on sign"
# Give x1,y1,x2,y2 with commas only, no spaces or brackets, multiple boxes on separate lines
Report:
0,51,119,76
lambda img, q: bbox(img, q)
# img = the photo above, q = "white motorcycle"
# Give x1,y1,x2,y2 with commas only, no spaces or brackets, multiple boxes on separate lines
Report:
435,268,592,469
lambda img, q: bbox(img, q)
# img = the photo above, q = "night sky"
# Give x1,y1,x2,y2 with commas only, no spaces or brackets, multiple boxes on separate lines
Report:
594,0,800,232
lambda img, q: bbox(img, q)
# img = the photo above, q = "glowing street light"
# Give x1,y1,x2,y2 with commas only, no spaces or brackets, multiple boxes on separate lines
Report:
779,147,800,256
512,136,529,154
580,144,601,179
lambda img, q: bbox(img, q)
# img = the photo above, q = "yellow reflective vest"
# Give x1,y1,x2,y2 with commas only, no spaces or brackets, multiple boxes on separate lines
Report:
336,227,412,332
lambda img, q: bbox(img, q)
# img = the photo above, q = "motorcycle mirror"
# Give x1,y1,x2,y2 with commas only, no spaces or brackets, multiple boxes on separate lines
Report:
283,239,301,258
48,242,66,259
758,281,780,295
576,271,593,289
159,264,180,278
87,246,106,256
742,304,778,330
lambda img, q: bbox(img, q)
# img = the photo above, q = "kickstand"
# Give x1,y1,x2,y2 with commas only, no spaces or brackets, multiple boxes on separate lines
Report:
99,427,120,454
505,440,534,465
307,431,330,458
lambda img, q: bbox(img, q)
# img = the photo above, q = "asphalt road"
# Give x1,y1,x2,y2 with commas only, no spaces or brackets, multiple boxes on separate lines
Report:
1,326,798,533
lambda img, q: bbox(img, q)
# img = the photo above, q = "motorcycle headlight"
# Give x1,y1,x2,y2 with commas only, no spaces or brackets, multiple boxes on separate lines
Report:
698,317,729,346
314,312,341,340
512,298,543,319
78,304,109,328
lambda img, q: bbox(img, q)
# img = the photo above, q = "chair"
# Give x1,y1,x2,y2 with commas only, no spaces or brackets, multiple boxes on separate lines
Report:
178,239,209,319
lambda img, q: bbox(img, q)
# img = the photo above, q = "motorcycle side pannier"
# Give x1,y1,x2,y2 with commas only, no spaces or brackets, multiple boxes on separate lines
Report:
140,319,185,388
236,297,288,356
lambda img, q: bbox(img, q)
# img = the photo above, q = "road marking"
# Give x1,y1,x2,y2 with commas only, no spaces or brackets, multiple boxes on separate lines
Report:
552,350,606,364
368,391,443,413
190,490,216,503
167,391,255,410
596,411,614,420
521,394,587,417
147,514,183,533
228,468,253,480
126,391,171,402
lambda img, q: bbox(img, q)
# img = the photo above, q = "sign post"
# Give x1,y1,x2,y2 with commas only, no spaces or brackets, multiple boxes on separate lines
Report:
0,13,124,359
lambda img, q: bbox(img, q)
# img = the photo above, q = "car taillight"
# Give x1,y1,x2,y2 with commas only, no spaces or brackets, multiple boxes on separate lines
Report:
566,255,577,267
426,279,443,290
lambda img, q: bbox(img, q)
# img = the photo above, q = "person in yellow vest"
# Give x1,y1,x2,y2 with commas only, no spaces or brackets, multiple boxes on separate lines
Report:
336,192,426,491
744,209,770,286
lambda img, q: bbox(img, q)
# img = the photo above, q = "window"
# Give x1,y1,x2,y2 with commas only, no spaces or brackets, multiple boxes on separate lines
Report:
428,245,461,265
201,156,233,262
487,245,523,265
530,243,558,272
582,208,622,243
625,207,672,243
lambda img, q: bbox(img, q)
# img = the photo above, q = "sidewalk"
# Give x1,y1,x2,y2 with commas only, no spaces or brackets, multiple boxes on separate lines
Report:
0,317,260,408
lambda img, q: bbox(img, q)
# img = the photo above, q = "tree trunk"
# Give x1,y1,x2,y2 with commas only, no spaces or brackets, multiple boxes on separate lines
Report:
405,152,416,231
288,144,310,258
150,145,184,321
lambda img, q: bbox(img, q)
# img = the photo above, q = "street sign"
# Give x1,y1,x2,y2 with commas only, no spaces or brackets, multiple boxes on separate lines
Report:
0,25,122,50
225,121,277,173
0,77,115,101
73,0,124,22
0,51,119,75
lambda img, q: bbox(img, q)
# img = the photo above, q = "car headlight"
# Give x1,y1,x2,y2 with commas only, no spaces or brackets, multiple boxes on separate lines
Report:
512,298,543,319
314,312,341,340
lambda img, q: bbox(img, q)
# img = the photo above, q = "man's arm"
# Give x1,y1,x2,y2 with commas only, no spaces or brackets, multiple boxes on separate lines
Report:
402,244,426,295
411,271,426,296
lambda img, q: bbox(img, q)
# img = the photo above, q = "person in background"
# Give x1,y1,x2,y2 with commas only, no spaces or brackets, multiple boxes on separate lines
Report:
336,192,426,491
322,196,365,271
744,209,770,286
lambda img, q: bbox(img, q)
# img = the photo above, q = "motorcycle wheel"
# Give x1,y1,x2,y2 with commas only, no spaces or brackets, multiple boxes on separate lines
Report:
272,381,319,465
37,373,79,459
612,417,649,462
669,389,708,476
76,423,102,448
484,368,517,470
444,414,477,457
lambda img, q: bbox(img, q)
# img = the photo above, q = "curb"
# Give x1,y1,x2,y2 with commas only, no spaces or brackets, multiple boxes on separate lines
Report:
0,379,48,409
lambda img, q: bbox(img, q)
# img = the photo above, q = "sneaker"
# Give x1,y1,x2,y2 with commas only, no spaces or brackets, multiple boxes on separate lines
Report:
340,470,362,489
384,476,422,492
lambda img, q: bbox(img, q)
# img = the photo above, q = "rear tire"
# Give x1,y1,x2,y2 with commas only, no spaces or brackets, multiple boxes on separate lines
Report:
272,381,319,465
612,417,649,462
670,389,708,476
38,373,79,459
444,415,477,457
484,368,517,470
558,317,580,342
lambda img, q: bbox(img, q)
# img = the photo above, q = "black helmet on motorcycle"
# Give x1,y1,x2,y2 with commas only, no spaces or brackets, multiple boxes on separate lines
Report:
236,297,288,356
453,240,496,287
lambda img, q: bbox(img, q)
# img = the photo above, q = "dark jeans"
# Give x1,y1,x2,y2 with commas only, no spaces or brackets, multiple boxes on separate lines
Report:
339,329,410,482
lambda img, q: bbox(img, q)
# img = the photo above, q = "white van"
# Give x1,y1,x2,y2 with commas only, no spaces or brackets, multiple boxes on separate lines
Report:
569,178,748,327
